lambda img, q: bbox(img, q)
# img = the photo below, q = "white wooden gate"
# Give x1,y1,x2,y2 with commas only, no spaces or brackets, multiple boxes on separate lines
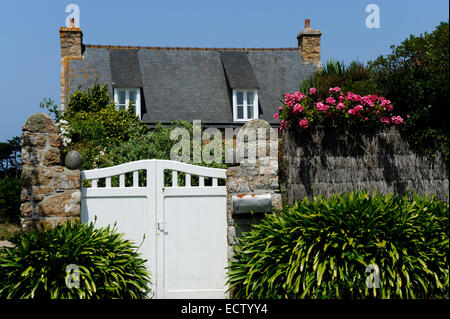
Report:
80,159,228,299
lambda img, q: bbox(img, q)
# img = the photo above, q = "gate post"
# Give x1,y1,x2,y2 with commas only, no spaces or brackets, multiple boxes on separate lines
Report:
226,120,282,261
20,113,81,230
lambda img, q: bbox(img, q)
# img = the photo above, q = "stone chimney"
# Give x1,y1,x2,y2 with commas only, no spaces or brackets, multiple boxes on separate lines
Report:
60,19,83,112
297,19,322,69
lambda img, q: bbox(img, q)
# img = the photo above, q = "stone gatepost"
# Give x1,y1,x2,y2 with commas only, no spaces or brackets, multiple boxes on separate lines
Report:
226,119,282,260
20,113,81,230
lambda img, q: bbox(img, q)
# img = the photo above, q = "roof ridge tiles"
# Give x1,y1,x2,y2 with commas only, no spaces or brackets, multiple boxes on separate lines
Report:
84,44,298,51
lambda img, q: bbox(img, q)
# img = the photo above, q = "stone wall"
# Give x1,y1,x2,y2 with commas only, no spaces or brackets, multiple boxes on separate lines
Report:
226,120,281,260
20,113,81,230
280,126,449,205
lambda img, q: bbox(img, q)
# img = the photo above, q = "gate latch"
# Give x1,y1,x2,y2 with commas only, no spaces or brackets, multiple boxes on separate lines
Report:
157,221,167,232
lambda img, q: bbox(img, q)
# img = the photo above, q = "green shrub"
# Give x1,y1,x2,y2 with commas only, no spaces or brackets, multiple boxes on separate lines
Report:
0,221,151,299
67,82,111,115
65,105,147,147
105,121,226,168
106,121,192,166
227,191,449,299
300,60,378,99
0,176,21,224
370,22,449,161
40,83,149,170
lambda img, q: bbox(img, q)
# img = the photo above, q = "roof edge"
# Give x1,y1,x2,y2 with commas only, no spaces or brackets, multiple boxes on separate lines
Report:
84,44,298,51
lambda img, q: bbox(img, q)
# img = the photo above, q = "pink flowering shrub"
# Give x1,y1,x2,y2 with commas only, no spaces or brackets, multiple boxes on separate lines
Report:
274,87,405,132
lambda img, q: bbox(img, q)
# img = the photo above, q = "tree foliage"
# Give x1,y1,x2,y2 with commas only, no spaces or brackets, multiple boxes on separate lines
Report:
0,175,21,224
0,137,21,178
369,21,449,160
0,137,22,224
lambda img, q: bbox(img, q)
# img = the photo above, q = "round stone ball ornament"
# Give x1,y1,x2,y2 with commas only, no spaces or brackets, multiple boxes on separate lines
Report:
65,151,82,170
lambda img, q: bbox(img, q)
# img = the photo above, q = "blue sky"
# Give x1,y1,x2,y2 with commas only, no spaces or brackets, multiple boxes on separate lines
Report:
0,0,448,142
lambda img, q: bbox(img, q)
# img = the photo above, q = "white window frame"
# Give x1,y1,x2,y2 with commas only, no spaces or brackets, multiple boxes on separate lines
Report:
232,89,259,122
113,88,141,119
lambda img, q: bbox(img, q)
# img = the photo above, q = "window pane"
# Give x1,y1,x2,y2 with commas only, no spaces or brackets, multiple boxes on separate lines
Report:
237,91,244,105
118,105,125,110
119,91,126,105
247,105,254,119
247,91,253,106
129,90,136,104
237,105,244,119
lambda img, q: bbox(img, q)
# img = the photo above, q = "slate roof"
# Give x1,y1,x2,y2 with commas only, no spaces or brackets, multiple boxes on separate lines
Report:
110,49,142,88
67,45,316,126
219,51,259,89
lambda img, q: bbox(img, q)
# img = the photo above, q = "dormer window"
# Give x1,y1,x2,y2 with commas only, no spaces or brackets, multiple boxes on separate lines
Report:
233,89,259,122
113,88,141,119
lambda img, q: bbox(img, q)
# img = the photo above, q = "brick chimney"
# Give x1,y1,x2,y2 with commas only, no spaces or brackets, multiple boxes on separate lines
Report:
297,19,322,69
59,19,83,112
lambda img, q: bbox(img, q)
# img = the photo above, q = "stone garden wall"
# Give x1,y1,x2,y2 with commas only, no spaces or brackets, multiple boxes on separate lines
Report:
280,126,449,205
20,113,81,230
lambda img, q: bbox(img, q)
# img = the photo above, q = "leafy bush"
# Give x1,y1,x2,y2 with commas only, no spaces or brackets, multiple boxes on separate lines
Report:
0,221,151,299
369,22,449,161
105,121,191,167
0,176,21,224
227,191,449,299
66,82,111,115
64,105,147,146
105,121,226,168
274,86,404,132
40,83,149,170
300,60,378,99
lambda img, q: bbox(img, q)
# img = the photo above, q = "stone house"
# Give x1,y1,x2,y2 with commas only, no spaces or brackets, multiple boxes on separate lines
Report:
60,19,322,128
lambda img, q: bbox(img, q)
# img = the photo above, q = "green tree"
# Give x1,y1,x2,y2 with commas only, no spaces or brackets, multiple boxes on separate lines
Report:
369,21,449,160
0,137,22,224
0,142,13,174
0,175,21,224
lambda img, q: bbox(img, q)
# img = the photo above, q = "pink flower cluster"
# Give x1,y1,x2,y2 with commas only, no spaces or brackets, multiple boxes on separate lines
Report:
299,118,308,130
293,104,304,113
325,97,336,105
381,99,393,112
284,92,306,106
316,102,329,112
391,116,404,125
279,119,287,132
329,87,341,93
274,87,405,132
